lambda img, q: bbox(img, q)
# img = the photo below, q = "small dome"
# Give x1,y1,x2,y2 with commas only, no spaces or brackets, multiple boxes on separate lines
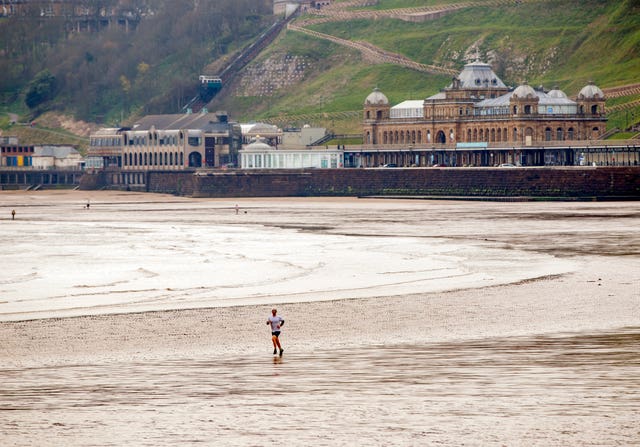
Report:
244,136,273,151
365,88,389,105
547,86,568,99
578,82,604,99
512,82,536,99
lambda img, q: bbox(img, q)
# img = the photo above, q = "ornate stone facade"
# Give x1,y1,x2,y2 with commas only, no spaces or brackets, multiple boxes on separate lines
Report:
363,61,607,147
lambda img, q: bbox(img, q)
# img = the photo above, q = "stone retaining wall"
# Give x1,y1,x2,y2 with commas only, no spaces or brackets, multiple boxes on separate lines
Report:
144,167,640,199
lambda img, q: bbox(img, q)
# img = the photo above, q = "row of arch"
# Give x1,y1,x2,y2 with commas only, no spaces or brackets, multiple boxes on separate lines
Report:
369,125,601,145
122,151,203,168
124,132,182,147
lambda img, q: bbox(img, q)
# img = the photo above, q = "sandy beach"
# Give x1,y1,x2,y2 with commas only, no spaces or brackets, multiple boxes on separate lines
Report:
1,191,639,446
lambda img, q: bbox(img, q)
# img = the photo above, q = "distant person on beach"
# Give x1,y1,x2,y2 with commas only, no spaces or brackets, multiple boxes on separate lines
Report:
11,209,16,220
267,308,285,356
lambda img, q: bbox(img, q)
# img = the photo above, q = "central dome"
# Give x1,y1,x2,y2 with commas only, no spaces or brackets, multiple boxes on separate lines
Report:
454,61,507,89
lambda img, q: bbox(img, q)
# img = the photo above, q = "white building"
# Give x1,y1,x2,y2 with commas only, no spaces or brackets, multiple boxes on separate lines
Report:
240,137,343,169
31,146,83,169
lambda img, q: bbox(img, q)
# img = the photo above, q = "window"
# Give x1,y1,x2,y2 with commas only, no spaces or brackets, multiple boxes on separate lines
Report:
545,128,552,141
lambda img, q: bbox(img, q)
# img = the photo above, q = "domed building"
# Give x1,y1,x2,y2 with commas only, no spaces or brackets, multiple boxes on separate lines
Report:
362,61,608,166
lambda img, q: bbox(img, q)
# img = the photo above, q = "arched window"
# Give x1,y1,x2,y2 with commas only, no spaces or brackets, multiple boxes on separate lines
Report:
503,128,508,142
417,131,422,143
491,129,496,142
591,105,598,114
545,127,552,141
524,105,532,114
556,128,563,140
188,152,202,168
568,128,574,140
525,128,534,139
467,129,472,141
513,128,518,141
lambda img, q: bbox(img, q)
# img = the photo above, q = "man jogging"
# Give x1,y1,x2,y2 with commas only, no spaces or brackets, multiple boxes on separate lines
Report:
267,308,285,356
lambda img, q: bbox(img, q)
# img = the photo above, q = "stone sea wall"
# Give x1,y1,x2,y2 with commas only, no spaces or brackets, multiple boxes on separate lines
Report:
144,167,640,199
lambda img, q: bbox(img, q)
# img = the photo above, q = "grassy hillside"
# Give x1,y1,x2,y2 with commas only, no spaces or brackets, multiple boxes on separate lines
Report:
210,0,640,133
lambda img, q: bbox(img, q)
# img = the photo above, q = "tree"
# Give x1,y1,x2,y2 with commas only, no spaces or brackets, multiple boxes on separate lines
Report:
25,70,58,109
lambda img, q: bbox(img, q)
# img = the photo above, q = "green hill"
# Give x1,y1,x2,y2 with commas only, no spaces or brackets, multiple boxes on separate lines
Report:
211,0,640,133
1,0,639,140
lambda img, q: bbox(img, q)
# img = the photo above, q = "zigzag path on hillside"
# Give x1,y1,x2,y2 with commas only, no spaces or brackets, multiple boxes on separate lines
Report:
287,23,457,76
607,98,640,113
603,83,640,101
288,0,542,76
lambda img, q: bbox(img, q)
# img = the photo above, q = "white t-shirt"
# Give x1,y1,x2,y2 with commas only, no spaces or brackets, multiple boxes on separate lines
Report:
268,316,284,332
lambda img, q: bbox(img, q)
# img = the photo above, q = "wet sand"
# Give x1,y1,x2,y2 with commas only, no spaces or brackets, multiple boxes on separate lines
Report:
1,191,639,446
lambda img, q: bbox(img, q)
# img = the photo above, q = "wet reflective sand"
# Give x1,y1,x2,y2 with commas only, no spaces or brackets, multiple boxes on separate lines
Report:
1,191,639,446
2,331,638,446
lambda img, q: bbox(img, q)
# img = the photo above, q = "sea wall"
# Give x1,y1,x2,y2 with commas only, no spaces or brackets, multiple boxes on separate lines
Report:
145,167,640,199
